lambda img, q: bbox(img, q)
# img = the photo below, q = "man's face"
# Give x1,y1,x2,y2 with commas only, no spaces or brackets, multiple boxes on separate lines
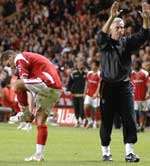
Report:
77,62,84,70
110,21,125,40
91,63,98,71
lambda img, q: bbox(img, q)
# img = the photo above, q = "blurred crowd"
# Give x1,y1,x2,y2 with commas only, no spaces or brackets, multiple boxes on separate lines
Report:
0,0,149,85
0,0,149,125
0,0,28,16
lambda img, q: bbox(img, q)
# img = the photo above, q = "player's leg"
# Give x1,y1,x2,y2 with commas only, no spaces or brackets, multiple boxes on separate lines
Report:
134,101,140,132
84,95,94,128
36,109,48,158
12,79,45,160
92,97,101,128
24,108,48,161
24,80,58,161
138,101,148,132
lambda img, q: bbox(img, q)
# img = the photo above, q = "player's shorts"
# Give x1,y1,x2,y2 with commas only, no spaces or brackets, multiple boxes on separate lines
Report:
84,95,100,108
134,100,149,112
23,78,59,115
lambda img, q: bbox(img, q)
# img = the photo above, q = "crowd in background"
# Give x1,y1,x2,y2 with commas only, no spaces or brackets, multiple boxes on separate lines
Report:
0,0,150,126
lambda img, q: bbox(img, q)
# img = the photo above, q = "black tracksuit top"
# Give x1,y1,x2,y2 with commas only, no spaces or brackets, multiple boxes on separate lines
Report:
97,28,149,83
67,69,86,94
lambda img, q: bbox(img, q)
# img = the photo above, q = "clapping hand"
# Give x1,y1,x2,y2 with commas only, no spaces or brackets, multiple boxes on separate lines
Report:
142,2,150,19
110,1,120,18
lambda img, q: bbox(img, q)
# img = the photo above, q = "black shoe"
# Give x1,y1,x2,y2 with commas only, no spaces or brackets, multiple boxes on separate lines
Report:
125,153,140,162
102,155,112,161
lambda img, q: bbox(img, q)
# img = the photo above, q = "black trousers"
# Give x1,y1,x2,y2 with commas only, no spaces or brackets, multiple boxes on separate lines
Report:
73,97,84,120
114,112,121,129
100,80,137,146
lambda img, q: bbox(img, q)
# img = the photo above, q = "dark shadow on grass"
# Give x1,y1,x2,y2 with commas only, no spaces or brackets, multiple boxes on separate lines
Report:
0,159,149,166
0,160,101,166
0,160,45,166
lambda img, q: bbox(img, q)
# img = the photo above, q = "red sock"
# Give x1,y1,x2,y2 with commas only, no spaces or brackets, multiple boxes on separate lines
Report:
95,110,101,121
84,109,91,118
37,125,48,145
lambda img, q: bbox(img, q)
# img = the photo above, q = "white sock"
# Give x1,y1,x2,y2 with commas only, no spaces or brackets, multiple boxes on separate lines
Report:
36,144,44,156
87,118,93,124
79,117,82,124
101,146,111,156
125,143,134,155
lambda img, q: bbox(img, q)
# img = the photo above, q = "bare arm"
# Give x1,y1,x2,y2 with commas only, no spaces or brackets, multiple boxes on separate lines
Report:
142,2,150,29
125,2,150,52
102,1,119,34
96,1,120,49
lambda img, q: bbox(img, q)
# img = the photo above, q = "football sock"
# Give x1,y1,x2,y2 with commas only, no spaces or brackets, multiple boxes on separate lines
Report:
101,146,111,156
36,125,48,155
125,143,134,155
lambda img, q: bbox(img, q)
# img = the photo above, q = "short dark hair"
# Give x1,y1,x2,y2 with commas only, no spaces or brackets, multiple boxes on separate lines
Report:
92,60,100,67
0,50,16,63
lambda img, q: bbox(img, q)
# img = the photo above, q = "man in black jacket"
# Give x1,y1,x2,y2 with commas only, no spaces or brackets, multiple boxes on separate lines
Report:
96,1,149,162
67,61,86,127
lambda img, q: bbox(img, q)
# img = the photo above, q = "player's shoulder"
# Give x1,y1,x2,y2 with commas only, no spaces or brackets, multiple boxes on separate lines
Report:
87,71,93,74
140,69,149,77
131,70,136,74
97,70,101,76
14,52,29,64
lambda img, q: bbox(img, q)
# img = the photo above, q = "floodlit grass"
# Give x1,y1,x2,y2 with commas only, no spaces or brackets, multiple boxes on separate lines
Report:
0,123,150,166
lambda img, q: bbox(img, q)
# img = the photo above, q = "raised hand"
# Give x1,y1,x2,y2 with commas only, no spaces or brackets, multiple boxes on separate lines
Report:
142,2,150,18
142,2,150,29
110,1,120,18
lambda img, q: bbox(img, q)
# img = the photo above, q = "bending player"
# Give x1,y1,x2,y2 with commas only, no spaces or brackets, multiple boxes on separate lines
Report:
0,50,62,161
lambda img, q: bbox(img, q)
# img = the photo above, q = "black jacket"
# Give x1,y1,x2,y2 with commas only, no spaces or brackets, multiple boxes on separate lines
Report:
97,28,149,83
67,69,86,94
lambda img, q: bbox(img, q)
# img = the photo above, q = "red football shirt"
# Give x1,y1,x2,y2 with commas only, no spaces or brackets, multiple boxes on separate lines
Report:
85,71,101,97
131,69,149,101
14,52,62,89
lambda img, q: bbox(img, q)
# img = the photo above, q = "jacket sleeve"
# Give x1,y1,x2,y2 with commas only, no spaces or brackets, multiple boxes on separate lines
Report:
125,28,149,53
96,30,111,50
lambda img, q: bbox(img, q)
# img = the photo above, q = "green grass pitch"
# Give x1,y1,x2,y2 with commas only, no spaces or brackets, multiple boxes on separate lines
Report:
0,123,150,166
